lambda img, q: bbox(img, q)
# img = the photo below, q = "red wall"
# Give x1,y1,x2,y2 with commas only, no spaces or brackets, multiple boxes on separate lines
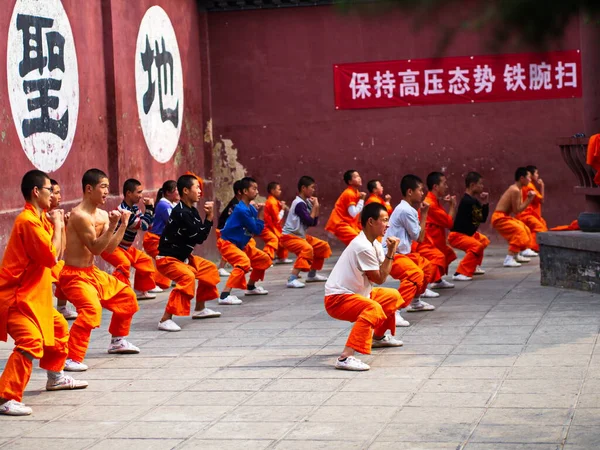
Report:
207,5,587,243
0,0,213,260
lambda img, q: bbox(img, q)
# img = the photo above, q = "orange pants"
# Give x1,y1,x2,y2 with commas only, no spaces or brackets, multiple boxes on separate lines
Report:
156,255,220,316
51,260,67,301
281,234,332,271
390,253,435,306
331,222,359,246
59,265,139,363
142,232,172,289
259,228,288,260
414,242,456,280
516,214,548,252
217,238,272,290
101,246,156,292
491,211,531,254
0,306,68,401
324,287,403,354
448,232,490,277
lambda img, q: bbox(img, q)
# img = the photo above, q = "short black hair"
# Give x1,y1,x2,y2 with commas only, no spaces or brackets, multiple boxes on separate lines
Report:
267,182,280,194
233,179,243,196
400,174,423,196
21,170,50,200
298,175,315,192
366,180,380,193
123,178,141,197
426,172,445,191
177,174,198,196
50,179,59,187
82,169,108,192
343,170,357,185
465,171,482,188
361,202,386,228
515,167,529,181
526,165,538,175
240,177,257,192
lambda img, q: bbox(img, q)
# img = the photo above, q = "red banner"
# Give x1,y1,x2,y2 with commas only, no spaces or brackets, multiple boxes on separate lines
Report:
334,50,582,110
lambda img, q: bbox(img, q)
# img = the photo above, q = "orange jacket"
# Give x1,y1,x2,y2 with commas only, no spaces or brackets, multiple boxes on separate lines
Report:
325,187,360,232
517,182,543,220
587,134,600,184
421,191,453,248
365,194,393,215
264,195,284,234
0,203,58,345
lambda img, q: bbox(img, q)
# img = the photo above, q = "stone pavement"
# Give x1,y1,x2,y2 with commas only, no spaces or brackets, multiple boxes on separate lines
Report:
1,246,600,449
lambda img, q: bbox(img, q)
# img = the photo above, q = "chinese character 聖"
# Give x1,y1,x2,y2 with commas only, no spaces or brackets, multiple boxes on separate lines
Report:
555,62,577,89
373,70,396,99
349,72,372,100
473,65,495,94
448,67,470,95
424,69,445,95
529,62,552,90
503,63,526,91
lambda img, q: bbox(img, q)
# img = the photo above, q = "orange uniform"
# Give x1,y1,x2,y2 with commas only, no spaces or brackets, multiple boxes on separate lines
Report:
325,288,402,354
325,187,361,245
142,232,172,289
156,255,219,316
0,204,69,402
59,266,139,364
415,192,456,280
365,194,393,215
491,211,532,254
259,195,288,260
390,253,435,306
516,183,547,252
217,239,271,290
101,246,156,292
281,235,331,272
448,232,490,277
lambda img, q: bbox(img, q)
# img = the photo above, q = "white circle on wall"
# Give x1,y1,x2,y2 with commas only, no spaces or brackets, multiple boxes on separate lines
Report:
7,0,79,173
135,5,184,164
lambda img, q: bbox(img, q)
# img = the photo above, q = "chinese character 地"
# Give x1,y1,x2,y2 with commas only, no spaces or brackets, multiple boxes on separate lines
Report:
503,63,527,91
140,36,180,127
16,13,68,140
398,70,420,97
424,69,445,95
529,62,552,90
373,70,396,99
555,61,577,89
448,67,470,95
349,72,371,100
473,65,495,94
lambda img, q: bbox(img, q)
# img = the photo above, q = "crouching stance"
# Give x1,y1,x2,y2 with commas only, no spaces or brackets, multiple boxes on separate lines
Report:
324,203,404,371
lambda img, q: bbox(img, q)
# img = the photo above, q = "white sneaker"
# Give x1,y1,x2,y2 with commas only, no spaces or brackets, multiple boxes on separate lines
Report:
521,249,539,257
421,288,440,298
372,335,403,348
136,291,157,300
452,273,473,282
515,254,531,263
158,319,181,331
306,274,328,282
108,339,140,354
287,278,305,288
407,299,436,312
57,305,78,320
245,286,269,296
218,295,243,305
335,355,370,371
64,359,88,372
46,374,88,391
474,266,486,275
192,308,222,319
218,268,231,277
429,279,455,289
395,311,410,327
503,256,522,267
149,286,163,294
0,400,32,416
274,258,294,264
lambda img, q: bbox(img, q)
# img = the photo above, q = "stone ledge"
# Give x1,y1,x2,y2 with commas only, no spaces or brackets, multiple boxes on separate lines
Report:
538,231,600,252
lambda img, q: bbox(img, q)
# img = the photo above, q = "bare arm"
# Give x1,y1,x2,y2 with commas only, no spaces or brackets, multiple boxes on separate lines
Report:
512,188,535,214
365,237,399,285
70,210,120,256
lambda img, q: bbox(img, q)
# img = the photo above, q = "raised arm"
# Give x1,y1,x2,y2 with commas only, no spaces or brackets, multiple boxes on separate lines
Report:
70,210,126,255
365,237,399,285
512,188,535,214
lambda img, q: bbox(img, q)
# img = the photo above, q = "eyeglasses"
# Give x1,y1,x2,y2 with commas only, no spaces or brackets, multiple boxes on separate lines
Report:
39,186,53,192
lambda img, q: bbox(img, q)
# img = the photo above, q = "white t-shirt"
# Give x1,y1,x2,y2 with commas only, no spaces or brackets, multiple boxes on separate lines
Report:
325,231,385,298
